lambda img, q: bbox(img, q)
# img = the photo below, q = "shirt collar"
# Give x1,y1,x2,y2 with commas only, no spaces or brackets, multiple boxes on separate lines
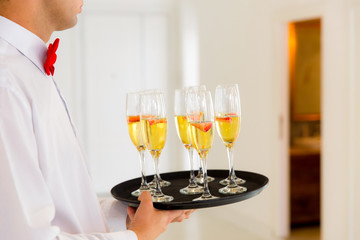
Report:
0,16,48,75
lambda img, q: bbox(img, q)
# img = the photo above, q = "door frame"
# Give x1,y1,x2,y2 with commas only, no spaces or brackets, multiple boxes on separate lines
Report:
272,4,324,237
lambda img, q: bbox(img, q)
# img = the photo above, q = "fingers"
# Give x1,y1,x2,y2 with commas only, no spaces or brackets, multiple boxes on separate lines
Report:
127,206,136,221
166,210,183,222
169,209,196,223
187,209,196,215
126,214,131,229
137,192,195,224
171,215,185,223
171,212,187,223
184,209,194,219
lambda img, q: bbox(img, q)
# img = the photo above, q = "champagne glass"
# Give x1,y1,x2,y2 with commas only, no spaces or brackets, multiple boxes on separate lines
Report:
174,89,204,195
185,86,215,185
140,92,173,202
126,92,154,197
215,84,247,194
141,89,170,188
186,90,218,201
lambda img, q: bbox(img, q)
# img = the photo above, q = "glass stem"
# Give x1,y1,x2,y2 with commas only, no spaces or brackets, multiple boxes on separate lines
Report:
200,156,211,197
188,147,197,187
153,155,163,196
227,146,236,186
139,149,148,189
197,148,204,177
156,156,163,181
199,164,203,177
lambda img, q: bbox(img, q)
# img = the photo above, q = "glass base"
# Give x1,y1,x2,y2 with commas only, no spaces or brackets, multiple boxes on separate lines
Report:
152,194,174,202
195,175,215,185
219,176,246,186
149,179,171,188
193,193,219,201
180,185,204,195
131,187,155,197
219,185,247,195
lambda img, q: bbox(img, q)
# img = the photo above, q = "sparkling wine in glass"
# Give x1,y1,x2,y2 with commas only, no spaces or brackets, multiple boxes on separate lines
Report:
140,89,170,188
186,90,218,201
126,92,154,197
215,84,247,194
174,89,204,195
140,92,173,202
184,86,215,185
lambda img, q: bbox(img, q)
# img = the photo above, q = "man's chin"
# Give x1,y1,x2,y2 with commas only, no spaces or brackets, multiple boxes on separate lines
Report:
57,17,78,31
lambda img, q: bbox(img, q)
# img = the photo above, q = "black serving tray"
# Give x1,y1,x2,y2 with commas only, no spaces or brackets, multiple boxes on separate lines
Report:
111,169,268,210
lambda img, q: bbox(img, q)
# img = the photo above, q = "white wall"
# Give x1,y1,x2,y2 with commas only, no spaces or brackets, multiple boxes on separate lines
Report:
348,3,360,240
53,0,183,196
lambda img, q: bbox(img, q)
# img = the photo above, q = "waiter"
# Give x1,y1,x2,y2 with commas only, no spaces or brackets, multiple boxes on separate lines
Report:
0,0,193,239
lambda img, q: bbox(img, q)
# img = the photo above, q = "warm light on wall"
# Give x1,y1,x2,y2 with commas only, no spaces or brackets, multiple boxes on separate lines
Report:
288,22,296,112
288,19,321,122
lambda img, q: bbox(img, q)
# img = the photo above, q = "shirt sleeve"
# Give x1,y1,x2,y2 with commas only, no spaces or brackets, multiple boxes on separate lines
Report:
99,198,129,232
57,231,137,240
0,73,138,240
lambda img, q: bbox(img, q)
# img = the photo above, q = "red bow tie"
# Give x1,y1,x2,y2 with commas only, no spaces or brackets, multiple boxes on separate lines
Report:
44,38,60,76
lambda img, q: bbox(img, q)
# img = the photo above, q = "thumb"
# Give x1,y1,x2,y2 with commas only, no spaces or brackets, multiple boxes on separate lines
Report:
138,191,153,202
137,191,154,213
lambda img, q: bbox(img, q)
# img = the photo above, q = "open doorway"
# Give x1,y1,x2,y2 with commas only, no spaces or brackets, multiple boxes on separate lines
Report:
288,19,321,239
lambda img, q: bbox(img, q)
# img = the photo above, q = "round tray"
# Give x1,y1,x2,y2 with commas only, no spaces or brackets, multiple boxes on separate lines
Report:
111,169,268,210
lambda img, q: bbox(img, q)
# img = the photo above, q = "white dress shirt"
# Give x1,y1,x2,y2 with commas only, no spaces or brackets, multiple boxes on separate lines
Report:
0,16,137,240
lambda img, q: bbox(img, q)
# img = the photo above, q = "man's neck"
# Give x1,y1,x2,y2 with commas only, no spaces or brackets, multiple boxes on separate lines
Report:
0,2,53,43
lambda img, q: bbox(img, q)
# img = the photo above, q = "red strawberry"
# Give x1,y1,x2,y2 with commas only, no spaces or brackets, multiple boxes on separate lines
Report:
216,116,232,123
149,118,167,126
127,116,140,123
191,122,212,132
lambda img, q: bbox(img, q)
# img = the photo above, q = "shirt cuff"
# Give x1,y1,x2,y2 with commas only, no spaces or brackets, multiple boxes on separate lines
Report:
107,230,138,240
99,198,128,231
